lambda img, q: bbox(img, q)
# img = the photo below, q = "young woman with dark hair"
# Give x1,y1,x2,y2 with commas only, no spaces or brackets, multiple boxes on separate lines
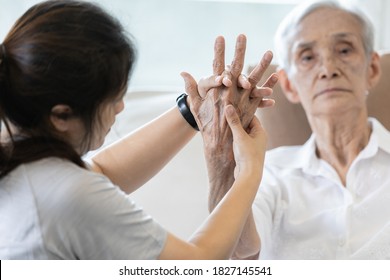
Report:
0,0,276,259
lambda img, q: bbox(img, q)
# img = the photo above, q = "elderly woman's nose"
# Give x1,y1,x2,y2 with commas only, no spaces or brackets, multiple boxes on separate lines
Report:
318,54,340,79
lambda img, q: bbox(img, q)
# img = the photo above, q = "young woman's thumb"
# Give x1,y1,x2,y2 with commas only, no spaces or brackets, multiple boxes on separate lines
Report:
225,105,244,137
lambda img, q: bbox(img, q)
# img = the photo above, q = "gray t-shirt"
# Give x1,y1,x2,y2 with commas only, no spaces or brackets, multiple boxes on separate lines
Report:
0,157,167,259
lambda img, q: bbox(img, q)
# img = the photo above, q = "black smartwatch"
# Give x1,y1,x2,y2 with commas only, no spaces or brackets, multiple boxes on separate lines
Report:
176,93,199,131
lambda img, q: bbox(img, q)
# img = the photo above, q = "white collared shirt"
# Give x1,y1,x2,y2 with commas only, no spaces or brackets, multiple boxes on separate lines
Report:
253,118,390,259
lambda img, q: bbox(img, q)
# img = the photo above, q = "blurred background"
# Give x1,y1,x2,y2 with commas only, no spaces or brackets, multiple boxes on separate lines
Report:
1,0,389,239
2,0,389,91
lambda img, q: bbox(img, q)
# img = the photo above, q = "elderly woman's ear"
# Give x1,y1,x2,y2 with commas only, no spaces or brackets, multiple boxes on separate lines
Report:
277,68,301,104
367,52,381,90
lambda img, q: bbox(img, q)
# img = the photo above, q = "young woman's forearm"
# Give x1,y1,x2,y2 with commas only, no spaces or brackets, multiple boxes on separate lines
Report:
231,212,261,259
191,170,261,258
159,168,261,259
205,142,261,259
90,107,197,193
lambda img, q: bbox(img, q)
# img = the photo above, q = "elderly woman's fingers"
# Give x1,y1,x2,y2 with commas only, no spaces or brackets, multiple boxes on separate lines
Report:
180,71,200,100
250,87,273,99
230,34,247,78
247,50,273,87
238,74,251,89
258,98,275,108
213,36,226,75
261,73,279,88
249,73,278,99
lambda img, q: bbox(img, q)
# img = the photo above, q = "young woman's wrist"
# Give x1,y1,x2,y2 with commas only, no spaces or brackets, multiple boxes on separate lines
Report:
236,164,262,183
176,93,199,131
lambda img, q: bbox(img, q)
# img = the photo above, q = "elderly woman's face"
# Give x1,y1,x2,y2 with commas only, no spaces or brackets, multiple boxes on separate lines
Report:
287,8,376,117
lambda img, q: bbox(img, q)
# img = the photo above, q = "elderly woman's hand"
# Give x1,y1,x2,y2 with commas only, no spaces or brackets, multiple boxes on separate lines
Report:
179,35,277,259
180,34,278,205
181,34,278,132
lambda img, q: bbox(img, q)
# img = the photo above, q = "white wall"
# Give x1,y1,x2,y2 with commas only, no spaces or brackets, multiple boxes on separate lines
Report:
0,0,294,90
351,0,390,52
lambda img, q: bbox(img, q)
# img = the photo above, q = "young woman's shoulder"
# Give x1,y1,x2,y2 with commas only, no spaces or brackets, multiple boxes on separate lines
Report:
17,157,106,195
21,157,124,210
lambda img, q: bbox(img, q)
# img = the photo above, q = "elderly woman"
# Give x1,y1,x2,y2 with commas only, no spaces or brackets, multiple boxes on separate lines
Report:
207,0,388,260
251,1,388,259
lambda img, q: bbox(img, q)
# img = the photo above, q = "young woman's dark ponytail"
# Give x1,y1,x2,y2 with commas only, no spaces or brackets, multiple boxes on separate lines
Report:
0,0,137,178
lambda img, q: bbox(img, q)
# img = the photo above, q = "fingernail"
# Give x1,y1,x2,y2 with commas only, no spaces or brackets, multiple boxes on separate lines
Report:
223,77,232,87
264,51,273,62
226,105,235,116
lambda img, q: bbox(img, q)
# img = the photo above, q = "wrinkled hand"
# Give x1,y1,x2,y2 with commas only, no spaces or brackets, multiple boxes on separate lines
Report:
181,34,278,134
217,35,278,129
180,35,274,258
180,34,278,191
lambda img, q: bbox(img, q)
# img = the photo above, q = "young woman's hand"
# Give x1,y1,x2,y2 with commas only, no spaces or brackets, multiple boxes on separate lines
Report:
224,104,266,181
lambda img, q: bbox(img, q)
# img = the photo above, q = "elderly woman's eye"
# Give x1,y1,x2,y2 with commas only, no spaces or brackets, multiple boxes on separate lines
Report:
299,52,315,64
298,49,315,63
302,55,313,61
338,45,353,55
